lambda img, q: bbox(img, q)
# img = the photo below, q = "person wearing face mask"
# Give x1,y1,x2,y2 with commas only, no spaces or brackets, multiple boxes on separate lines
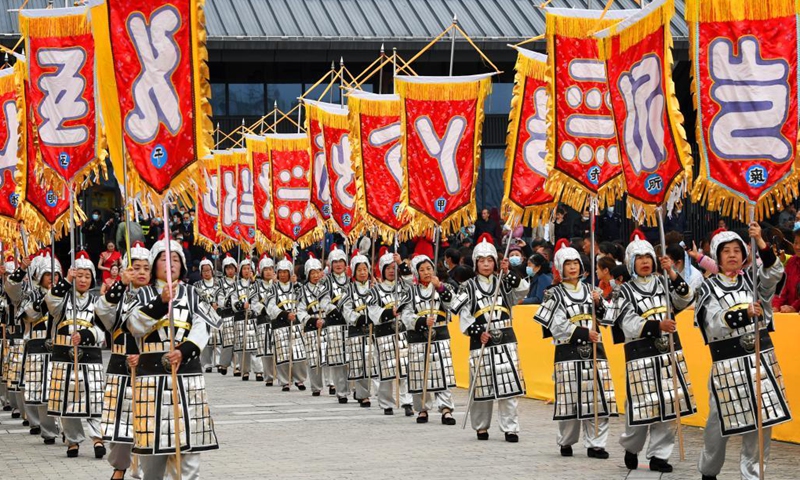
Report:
452,234,529,442
533,240,617,459
598,206,624,243
83,209,105,266
506,245,527,278
695,225,790,480
522,254,553,305
45,251,106,459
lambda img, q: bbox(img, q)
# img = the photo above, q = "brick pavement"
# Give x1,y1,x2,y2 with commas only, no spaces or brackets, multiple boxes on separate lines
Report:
0,369,798,479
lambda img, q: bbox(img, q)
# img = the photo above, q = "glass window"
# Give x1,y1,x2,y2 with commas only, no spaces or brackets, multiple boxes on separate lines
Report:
267,84,302,113
228,83,265,116
476,148,505,210
210,83,226,116
485,83,513,114
304,82,340,104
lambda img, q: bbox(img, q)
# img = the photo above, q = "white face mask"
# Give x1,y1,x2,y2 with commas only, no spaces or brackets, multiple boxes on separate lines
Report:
607,207,614,214
610,279,618,289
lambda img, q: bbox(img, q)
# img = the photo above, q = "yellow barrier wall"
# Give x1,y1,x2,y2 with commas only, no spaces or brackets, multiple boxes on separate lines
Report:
448,306,800,444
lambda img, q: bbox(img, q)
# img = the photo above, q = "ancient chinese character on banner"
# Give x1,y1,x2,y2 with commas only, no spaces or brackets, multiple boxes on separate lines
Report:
194,156,219,251
395,74,493,236
304,102,332,226
545,8,635,210
216,149,254,247
266,133,321,253
19,7,107,191
348,91,413,242
92,0,212,207
246,134,274,253
305,100,360,240
0,68,19,240
687,0,800,220
502,48,557,227
595,0,693,225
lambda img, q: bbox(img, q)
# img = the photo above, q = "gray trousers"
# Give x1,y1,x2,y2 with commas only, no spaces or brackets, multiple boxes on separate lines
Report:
237,350,263,375
108,442,133,471
558,417,609,448
377,378,412,409
219,347,237,369
698,394,772,480
353,378,371,400
37,404,58,440
14,391,24,415
413,390,455,414
308,363,323,393
24,399,39,426
620,418,676,460
6,387,17,409
260,356,275,382
0,382,7,406
276,361,307,387
61,417,102,445
328,365,348,398
139,452,201,480
471,397,519,433
200,345,215,370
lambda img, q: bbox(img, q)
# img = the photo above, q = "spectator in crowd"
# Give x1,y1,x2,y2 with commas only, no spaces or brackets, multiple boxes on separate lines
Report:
83,209,105,265
610,263,631,287
665,198,688,234
773,230,800,313
115,215,144,250
144,217,164,248
102,263,122,292
507,244,527,278
666,243,704,292
444,248,461,277
473,208,499,246
575,205,591,238
595,256,616,299
597,205,623,242
522,253,553,305
598,241,623,264
97,241,121,283
187,259,202,284
778,204,797,233
553,206,573,242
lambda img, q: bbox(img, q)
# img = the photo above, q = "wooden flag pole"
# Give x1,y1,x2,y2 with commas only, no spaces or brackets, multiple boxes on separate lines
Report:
589,197,600,437
162,203,183,480
68,186,80,407
749,206,765,480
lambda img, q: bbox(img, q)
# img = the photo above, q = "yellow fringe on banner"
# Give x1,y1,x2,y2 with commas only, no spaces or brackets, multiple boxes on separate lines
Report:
687,0,800,222
502,50,558,229
192,155,221,252
685,0,799,23
396,77,492,237
244,135,277,253
19,10,92,38
315,107,349,132
598,0,675,60
546,10,626,40
302,104,335,232
348,94,415,244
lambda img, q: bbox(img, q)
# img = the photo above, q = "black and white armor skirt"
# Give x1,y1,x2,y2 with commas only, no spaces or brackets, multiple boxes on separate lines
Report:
407,327,455,394
553,343,617,421
346,326,378,380
623,335,696,426
256,319,274,357
221,316,235,348
101,351,135,443
469,332,525,402
273,323,307,365
303,326,326,369
132,353,218,455
5,338,24,392
234,316,259,352
47,345,104,418
23,338,50,405
374,322,408,382
708,331,791,436
325,324,347,367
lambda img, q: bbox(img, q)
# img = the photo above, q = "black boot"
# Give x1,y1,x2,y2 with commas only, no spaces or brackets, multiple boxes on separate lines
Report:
66,445,79,458
701,476,717,480
417,412,429,424
441,410,456,425
384,408,394,415
204,367,212,373
328,386,336,396
403,404,414,417
43,438,56,445
359,399,371,408
587,448,609,459
338,397,348,404
218,367,228,376
2,404,10,411
504,433,519,443
29,426,41,435
94,442,107,459
312,391,321,397
476,431,489,441
11,410,20,418
256,374,264,382
560,445,573,457
241,374,249,381
22,419,29,426
281,385,290,392
649,458,673,473
295,382,306,391
625,451,638,470
265,380,273,387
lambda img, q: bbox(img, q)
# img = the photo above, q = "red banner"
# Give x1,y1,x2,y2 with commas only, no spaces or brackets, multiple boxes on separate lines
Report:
395,74,492,236
194,157,218,251
545,8,634,210
266,133,320,252
0,69,19,226
20,7,106,190
502,48,557,227
304,103,332,224
306,101,360,239
687,0,800,220
93,0,212,205
348,91,413,241
246,134,273,252
217,150,254,246
596,0,693,225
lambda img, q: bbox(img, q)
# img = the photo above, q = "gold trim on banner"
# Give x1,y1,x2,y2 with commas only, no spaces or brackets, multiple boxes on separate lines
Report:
687,0,800,221
502,50,558,228
348,94,416,243
193,155,221,253
303,103,335,231
245,135,278,256
396,77,492,237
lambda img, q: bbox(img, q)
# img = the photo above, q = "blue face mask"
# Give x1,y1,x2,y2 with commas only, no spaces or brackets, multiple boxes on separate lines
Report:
91,214,99,221
509,256,522,267
794,221,800,232
526,266,534,277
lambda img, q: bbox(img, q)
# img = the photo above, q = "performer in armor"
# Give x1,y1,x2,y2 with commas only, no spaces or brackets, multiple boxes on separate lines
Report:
368,252,413,417
342,253,377,407
267,259,307,391
45,250,106,459
695,225,791,480
256,255,276,386
7,249,61,442
297,256,328,396
320,247,350,403
195,257,221,373
603,233,696,473
2,253,27,423
215,254,238,376
453,234,528,442
95,241,151,480
127,238,219,479
533,242,617,457
230,258,264,381
401,254,456,425
0,254,15,413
